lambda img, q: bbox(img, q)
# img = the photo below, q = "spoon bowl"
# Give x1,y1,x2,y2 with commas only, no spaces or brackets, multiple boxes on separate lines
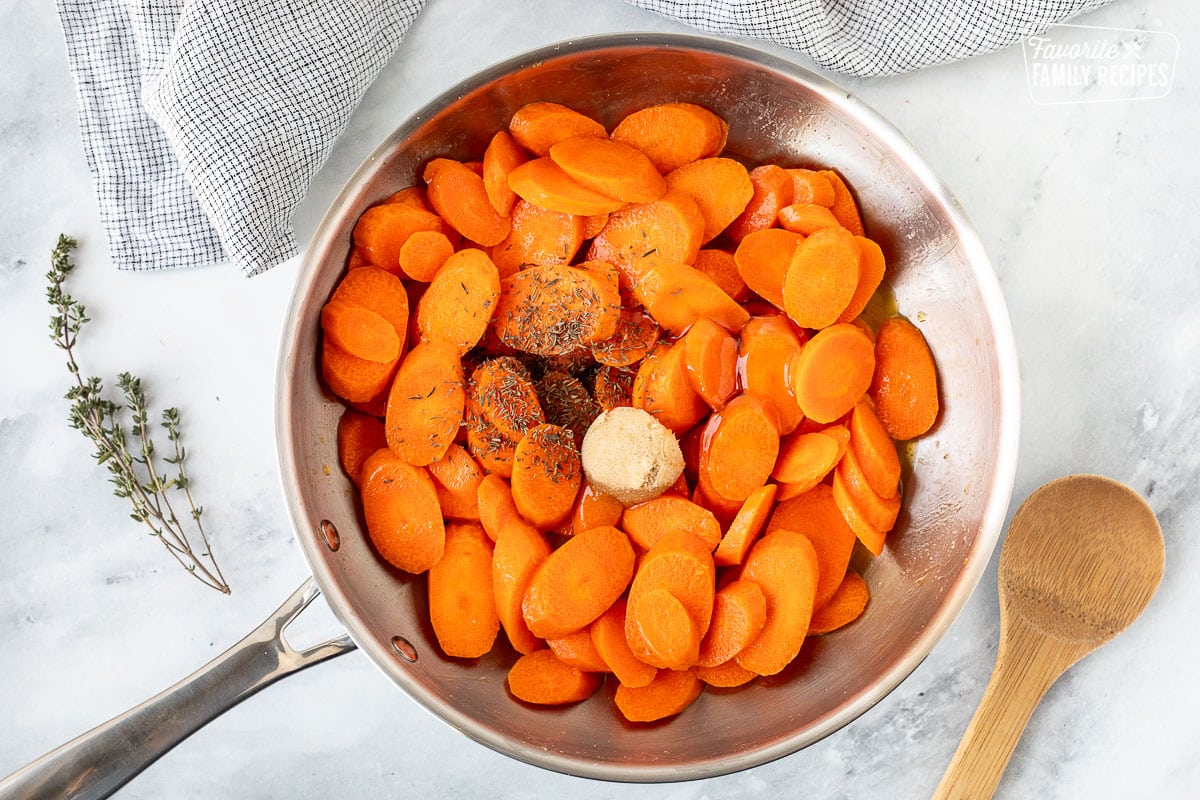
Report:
934,474,1165,799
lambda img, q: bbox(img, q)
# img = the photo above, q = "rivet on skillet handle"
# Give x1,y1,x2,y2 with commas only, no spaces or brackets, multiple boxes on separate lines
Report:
0,578,357,800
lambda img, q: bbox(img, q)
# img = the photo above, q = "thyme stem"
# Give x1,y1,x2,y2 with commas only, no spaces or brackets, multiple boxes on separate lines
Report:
47,235,231,594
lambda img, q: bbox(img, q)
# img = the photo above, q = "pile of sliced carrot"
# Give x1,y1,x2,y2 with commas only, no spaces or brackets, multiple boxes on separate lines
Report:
321,100,940,723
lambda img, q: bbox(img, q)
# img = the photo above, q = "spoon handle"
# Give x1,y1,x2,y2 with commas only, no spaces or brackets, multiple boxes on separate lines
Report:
931,618,1083,800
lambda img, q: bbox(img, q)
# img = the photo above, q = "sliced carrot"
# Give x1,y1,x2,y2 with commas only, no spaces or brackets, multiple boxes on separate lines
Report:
633,337,709,435
665,157,754,243
592,364,637,410
424,158,512,247
614,667,703,722
465,394,519,478
492,263,622,356
384,340,465,466
522,525,635,639
336,409,388,485
582,212,609,239
790,322,875,424
321,339,397,405
469,356,544,442
482,130,527,217
633,261,750,336
547,628,611,672
692,248,750,303
329,265,411,342
625,530,716,670
809,570,870,634
695,659,757,688
351,201,448,273
682,316,739,410
771,429,841,490
477,473,521,542
611,102,728,173
737,313,807,434
320,299,401,364
696,578,768,667
348,391,389,420
511,423,582,530
323,265,410,403
508,101,607,156
359,448,445,574
492,515,552,652
383,186,432,210
397,229,455,282
726,164,795,243
693,475,743,527
837,236,886,324
735,528,818,676
507,157,627,216
621,494,722,551
507,648,603,705
590,306,660,368
625,587,700,671
697,394,780,504
586,189,705,289
832,469,888,556
849,398,901,498
766,483,858,607
428,521,499,658
427,443,485,521
489,198,585,277
818,169,865,235
590,598,657,688
570,482,625,535
713,483,778,567
733,227,803,310
414,248,501,355
786,168,836,207
782,226,862,330
549,136,667,204
870,315,940,440
347,247,371,270
777,202,842,236
833,444,901,553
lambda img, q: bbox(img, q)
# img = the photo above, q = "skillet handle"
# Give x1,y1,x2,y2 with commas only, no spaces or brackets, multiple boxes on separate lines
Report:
0,577,356,800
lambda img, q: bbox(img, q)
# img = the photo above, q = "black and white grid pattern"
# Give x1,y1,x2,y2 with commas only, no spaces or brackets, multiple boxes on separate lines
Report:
58,0,425,275
58,0,1107,275
626,0,1113,76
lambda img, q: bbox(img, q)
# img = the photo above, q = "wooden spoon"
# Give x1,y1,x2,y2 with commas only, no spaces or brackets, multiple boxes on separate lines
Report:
932,474,1164,799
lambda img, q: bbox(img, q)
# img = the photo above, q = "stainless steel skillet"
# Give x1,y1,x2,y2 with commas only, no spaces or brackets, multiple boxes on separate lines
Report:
0,32,1019,799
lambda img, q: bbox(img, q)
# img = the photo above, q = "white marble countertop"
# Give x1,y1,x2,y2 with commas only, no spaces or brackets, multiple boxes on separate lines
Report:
2,1,1197,798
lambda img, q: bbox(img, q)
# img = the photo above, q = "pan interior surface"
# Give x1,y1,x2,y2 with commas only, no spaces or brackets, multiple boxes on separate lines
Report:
276,33,1019,782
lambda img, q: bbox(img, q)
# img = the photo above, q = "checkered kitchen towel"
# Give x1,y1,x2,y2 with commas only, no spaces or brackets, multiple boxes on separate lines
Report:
58,0,1111,276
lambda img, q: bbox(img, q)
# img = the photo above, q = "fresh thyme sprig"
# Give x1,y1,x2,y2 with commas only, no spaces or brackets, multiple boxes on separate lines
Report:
47,235,231,594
